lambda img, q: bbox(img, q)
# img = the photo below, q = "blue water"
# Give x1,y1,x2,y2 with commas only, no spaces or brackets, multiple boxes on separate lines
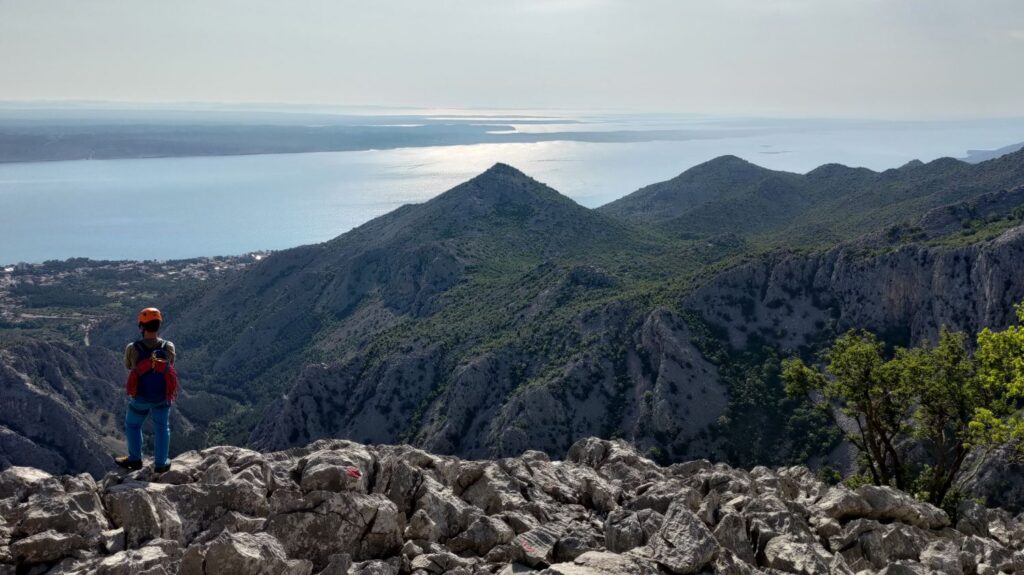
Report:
2,116,1024,263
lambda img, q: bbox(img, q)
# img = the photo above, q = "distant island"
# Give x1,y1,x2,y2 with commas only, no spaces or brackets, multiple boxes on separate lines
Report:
962,140,1024,163
0,108,742,163
4,106,1021,165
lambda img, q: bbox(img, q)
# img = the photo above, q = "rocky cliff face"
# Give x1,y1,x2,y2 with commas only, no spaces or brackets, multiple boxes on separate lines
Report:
6,159,1024,516
3,437,1023,575
256,220,1024,469
0,341,127,477
684,224,1024,351
0,340,201,480
253,304,726,464
96,158,1024,476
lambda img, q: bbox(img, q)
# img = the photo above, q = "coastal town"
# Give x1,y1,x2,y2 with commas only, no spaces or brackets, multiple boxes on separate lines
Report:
0,253,269,342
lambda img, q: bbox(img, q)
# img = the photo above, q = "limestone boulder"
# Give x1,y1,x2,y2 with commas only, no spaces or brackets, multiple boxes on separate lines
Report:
542,550,660,575
634,499,717,574
855,485,949,529
179,531,313,575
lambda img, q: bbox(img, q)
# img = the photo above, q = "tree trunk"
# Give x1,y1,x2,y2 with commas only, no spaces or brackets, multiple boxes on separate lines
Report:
933,445,969,507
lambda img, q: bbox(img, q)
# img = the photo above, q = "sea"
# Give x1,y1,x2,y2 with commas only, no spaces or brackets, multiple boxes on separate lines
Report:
2,112,1024,263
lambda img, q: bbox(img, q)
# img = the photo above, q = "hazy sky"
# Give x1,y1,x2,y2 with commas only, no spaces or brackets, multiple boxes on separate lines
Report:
2,0,1023,118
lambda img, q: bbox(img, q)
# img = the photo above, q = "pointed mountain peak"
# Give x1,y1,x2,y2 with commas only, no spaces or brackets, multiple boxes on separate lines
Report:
701,154,756,169
462,162,540,191
476,162,529,179
434,163,573,210
674,154,769,181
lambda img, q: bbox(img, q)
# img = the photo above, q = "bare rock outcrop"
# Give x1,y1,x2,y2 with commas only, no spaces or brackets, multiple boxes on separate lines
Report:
2,437,1024,574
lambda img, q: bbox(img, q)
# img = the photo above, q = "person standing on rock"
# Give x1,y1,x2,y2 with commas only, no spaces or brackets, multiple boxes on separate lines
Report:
114,307,179,473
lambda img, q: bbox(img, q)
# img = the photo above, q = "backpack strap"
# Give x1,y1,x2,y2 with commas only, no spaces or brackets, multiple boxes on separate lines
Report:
131,340,147,371
132,340,157,374
126,342,147,397
152,340,169,361
133,339,171,364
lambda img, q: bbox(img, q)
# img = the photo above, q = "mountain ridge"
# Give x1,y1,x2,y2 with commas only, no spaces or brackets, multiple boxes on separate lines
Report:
132,162,665,422
597,154,777,224
5,150,1024,513
598,147,1024,248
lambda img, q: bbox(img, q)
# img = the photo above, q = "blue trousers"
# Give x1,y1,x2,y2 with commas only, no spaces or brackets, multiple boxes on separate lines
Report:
125,399,171,467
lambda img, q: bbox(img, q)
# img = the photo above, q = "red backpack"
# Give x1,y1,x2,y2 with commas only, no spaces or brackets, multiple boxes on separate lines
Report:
126,340,179,403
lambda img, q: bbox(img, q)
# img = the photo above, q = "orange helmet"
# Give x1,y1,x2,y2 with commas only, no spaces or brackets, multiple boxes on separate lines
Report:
137,307,163,324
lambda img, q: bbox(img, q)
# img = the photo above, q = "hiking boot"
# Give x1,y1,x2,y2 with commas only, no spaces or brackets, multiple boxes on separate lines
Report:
114,456,143,471
153,463,172,474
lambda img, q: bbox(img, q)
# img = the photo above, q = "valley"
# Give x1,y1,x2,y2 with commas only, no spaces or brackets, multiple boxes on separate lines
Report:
2,149,1024,511
5,1,1023,572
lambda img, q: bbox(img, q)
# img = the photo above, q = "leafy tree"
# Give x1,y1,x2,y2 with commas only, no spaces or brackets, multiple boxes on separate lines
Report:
969,302,1024,450
784,305,1024,507
783,331,912,489
889,329,980,505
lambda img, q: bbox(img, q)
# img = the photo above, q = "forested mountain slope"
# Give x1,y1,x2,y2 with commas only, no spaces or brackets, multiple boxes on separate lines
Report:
241,155,1024,472
6,152,1024,507
600,148,1024,247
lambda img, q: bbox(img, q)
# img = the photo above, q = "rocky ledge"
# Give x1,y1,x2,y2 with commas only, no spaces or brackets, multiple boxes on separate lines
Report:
1,438,1022,575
